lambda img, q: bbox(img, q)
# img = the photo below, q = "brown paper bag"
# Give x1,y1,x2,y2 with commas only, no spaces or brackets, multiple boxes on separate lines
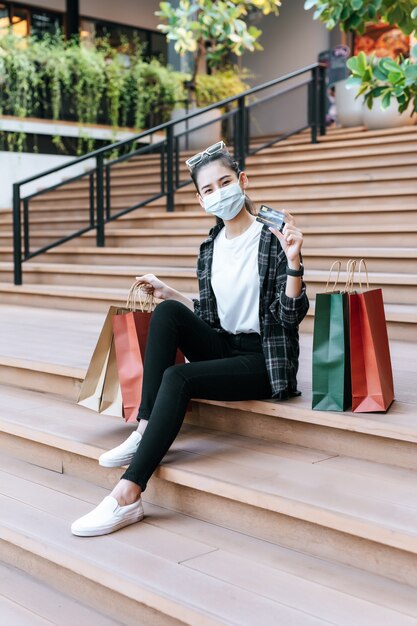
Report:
77,306,121,411
99,334,124,417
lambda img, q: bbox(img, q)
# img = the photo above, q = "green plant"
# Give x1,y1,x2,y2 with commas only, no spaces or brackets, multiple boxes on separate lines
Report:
346,45,417,115
0,33,39,151
0,32,184,153
304,0,417,34
156,0,281,85
173,68,249,106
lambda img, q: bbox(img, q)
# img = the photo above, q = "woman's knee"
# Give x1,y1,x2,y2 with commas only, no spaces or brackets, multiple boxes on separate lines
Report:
161,363,190,392
152,299,188,322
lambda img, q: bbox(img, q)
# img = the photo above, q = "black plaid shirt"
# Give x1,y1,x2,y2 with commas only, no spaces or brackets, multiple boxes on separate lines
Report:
192,221,309,399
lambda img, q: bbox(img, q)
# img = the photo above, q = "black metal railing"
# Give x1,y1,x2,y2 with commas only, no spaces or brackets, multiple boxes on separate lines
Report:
12,62,326,285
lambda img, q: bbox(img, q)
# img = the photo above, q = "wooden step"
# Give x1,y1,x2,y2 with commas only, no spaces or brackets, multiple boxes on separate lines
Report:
27,165,417,203
113,142,417,176
27,178,417,209
6,204,416,234
4,200,417,232
307,270,417,306
0,559,121,625
19,245,415,275
31,150,416,192
3,455,417,626
0,245,199,267
0,285,415,340
2,382,417,589
74,225,417,248
0,262,198,292
2,334,417,465
37,248,417,275
0,304,415,465
0,263,415,305
0,455,315,626
0,225,402,249
294,248,417,273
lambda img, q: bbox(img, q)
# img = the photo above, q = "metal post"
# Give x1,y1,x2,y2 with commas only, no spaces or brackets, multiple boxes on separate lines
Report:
310,66,319,144
175,135,180,188
89,171,95,227
105,164,111,220
12,184,22,285
245,107,250,154
166,125,174,212
23,199,30,259
160,143,166,194
237,96,246,170
96,153,105,246
318,63,327,136
66,0,80,40
233,111,238,161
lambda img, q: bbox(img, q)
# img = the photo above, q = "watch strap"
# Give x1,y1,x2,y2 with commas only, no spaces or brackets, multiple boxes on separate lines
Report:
286,263,304,277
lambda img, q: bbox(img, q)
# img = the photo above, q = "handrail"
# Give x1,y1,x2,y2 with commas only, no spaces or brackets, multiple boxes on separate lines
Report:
14,63,322,187
12,62,327,284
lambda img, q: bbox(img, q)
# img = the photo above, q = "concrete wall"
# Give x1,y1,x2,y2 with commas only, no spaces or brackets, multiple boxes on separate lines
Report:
0,152,95,208
19,0,161,30
242,0,331,137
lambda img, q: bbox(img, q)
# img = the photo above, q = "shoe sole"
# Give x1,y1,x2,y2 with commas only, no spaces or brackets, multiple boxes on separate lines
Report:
71,511,144,537
98,454,135,468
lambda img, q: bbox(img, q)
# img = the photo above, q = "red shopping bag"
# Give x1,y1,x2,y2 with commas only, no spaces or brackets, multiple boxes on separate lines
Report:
348,261,394,413
112,282,190,422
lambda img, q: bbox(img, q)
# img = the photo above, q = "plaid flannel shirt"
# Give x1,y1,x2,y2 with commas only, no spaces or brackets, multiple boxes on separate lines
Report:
192,221,309,399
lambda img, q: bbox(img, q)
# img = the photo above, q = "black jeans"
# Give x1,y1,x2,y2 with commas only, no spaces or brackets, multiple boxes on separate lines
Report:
120,299,272,491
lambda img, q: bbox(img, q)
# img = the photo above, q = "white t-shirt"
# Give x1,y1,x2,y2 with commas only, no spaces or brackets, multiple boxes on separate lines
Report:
211,218,263,334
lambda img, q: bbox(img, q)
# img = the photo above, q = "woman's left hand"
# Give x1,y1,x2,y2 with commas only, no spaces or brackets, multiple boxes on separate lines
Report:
269,211,303,265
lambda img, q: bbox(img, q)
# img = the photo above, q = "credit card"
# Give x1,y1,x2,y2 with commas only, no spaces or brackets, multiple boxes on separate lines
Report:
255,205,286,233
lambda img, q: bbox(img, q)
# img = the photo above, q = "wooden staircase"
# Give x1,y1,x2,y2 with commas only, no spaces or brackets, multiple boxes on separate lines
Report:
1,124,417,624
1,305,417,624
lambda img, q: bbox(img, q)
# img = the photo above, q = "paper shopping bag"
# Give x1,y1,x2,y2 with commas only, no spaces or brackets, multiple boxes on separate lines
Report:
312,261,351,411
99,333,124,417
113,282,191,423
349,261,394,412
112,311,144,422
77,305,123,412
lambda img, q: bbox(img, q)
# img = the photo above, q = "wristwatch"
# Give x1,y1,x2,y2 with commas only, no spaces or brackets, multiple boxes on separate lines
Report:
286,262,304,277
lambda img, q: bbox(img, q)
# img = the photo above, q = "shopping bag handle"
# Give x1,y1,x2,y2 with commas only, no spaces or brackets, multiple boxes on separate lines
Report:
126,280,156,312
357,259,370,292
325,260,341,292
344,259,357,293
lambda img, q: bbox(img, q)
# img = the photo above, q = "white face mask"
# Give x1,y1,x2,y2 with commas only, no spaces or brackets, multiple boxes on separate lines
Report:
202,176,245,221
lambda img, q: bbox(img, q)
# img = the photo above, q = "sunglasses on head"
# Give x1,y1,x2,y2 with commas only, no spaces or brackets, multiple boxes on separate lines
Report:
185,140,228,171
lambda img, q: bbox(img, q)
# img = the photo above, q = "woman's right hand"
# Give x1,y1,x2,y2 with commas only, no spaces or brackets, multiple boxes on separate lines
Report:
135,274,174,301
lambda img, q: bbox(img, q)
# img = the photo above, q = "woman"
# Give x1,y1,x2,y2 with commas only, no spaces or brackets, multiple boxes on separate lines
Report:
71,142,309,537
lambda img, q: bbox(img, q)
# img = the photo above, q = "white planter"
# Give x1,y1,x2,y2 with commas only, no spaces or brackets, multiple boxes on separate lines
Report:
335,78,364,127
170,106,222,151
362,99,417,130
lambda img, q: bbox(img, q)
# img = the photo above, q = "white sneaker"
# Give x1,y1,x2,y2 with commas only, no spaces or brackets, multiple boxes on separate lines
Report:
99,430,143,468
71,495,144,536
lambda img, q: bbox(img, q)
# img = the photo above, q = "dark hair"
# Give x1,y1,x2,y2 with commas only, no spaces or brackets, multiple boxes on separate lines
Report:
190,150,256,225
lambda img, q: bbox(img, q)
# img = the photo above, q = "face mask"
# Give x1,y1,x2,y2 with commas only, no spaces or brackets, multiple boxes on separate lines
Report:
202,176,245,221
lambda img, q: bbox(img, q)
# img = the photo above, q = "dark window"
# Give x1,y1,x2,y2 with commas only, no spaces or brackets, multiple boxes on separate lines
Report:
80,17,167,62
150,31,167,63
31,10,61,38
0,2,62,37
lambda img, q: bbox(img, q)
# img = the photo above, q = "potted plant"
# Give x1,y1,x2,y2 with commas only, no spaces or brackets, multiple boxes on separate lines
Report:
304,0,417,127
155,0,281,149
346,47,417,129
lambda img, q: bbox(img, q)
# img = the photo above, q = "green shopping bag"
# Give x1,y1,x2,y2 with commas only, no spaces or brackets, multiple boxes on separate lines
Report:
312,261,352,411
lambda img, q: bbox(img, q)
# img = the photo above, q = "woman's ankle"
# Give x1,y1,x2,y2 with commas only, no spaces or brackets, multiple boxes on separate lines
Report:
111,478,142,506
136,418,149,436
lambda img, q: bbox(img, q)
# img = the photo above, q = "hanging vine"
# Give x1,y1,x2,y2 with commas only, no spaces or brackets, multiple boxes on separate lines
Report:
0,30,247,154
